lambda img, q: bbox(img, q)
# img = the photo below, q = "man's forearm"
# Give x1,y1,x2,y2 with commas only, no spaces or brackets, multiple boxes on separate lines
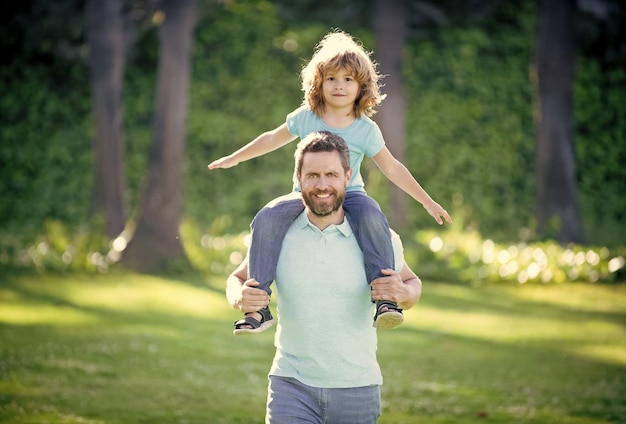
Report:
398,277,422,310
226,273,244,308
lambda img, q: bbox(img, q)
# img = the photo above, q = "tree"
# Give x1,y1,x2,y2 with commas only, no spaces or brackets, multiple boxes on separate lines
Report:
86,0,127,238
373,0,409,228
122,0,197,272
534,0,585,243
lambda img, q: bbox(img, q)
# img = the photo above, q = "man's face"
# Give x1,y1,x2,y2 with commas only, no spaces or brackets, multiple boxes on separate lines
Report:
299,151,351,218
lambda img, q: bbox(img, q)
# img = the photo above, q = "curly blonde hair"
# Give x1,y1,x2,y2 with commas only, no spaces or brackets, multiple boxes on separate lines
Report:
300,30,385,118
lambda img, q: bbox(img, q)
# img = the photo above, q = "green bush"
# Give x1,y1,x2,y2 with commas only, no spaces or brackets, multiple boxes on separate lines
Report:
0,220,111,274
399,5,536,242
574,60,626,246
1,0,624,272
2,214,624,286
411,227,626,286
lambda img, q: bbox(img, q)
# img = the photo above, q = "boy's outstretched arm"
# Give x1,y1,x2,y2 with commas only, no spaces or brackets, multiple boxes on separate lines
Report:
208,123,296,170
372,146,453,225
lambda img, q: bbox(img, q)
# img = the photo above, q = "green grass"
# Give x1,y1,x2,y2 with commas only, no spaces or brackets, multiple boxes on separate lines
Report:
0,272,625,423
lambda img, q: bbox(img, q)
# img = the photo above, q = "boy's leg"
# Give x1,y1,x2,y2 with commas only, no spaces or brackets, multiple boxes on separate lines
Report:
234,193,303,335
343,192,394,283
343,192,403,329
248,192,304,293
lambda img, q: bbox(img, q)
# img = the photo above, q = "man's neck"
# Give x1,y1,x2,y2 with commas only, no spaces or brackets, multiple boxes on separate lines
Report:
306,207,345,231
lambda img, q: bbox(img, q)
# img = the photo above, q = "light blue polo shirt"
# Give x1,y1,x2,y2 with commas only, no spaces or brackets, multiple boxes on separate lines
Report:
269,211,404,388
286,106,386,193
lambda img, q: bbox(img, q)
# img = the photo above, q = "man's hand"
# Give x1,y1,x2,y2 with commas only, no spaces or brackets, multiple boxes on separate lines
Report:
370,268,421,310
230,279,270,313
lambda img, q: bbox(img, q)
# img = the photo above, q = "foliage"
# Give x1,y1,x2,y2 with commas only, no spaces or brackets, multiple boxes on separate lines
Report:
183,1,303,231
0,0,624,272
2,213,624,286
574,60,626,246
401,188,626,286
396,1,537,242
0,220,112,274
1,273,625,423
0,66,92,231
411,227,626,286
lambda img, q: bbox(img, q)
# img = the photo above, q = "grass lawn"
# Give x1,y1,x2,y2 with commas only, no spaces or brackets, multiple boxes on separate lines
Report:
0,271,625,423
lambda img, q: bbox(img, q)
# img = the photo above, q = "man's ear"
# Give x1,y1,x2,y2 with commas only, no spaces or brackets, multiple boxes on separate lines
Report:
345,168,353,183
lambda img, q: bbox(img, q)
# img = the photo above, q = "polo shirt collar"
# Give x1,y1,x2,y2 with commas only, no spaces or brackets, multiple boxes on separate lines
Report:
296,210,353,237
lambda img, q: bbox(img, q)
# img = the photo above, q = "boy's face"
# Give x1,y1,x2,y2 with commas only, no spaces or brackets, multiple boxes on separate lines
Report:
321,67,360,110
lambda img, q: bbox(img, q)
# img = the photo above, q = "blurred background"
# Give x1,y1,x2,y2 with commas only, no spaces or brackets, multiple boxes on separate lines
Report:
1,0,624,281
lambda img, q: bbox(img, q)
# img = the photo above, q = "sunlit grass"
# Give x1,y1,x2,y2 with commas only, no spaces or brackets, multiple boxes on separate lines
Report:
1,272,624,423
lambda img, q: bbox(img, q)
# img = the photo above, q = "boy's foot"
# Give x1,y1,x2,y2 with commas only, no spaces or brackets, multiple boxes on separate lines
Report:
233,306,274,335
373,300,403,329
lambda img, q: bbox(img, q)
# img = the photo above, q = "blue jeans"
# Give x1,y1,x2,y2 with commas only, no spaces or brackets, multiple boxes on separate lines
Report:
248,191,394,294
266,376,381,424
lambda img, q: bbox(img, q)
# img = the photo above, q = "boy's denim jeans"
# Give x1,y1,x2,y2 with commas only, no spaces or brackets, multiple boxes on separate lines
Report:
248,191,394,295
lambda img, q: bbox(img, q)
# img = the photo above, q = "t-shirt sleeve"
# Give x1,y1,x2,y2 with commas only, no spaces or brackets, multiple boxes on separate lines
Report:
286,106,306,137
364,121,386,158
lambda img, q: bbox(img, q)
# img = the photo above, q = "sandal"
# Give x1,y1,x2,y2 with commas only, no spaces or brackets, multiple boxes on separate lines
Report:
373,300,404,329
233,306,275,335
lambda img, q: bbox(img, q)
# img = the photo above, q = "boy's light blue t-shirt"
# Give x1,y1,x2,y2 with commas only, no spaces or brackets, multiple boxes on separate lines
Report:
286,106,386,192
269,212,405,389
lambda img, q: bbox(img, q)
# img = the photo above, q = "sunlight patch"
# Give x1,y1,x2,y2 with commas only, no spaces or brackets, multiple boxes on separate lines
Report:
571,344,626,367
0,304,97,326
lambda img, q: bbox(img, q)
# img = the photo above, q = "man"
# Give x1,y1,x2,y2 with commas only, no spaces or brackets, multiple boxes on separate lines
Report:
226,131,422,423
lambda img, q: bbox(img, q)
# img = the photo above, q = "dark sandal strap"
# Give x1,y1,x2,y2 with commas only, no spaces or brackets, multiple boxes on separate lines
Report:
374,300,403,321
233,316,262,330
233,306,274,330
257,306,273,323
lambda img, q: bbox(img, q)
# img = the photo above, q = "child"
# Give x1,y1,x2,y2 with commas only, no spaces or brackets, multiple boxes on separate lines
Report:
209,30,452,335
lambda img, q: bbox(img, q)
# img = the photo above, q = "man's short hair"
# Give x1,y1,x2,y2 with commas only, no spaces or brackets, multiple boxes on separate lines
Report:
294,131,351,177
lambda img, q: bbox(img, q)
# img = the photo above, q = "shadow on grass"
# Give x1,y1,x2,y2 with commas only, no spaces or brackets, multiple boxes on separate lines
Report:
378,323,626,423
419,282,626,328
1,274,625,423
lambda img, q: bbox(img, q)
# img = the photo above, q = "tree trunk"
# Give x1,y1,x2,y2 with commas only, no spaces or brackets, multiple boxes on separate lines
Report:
534,0,585,243
373,0,409,228
86,0,127,238
122,0,197,272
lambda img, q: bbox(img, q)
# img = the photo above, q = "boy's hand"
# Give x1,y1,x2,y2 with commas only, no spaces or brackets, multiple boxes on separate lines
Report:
208,155,239,170
424,201,453,225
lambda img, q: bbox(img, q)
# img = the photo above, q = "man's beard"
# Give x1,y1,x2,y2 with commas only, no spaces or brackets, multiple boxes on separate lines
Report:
302,189,345,217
